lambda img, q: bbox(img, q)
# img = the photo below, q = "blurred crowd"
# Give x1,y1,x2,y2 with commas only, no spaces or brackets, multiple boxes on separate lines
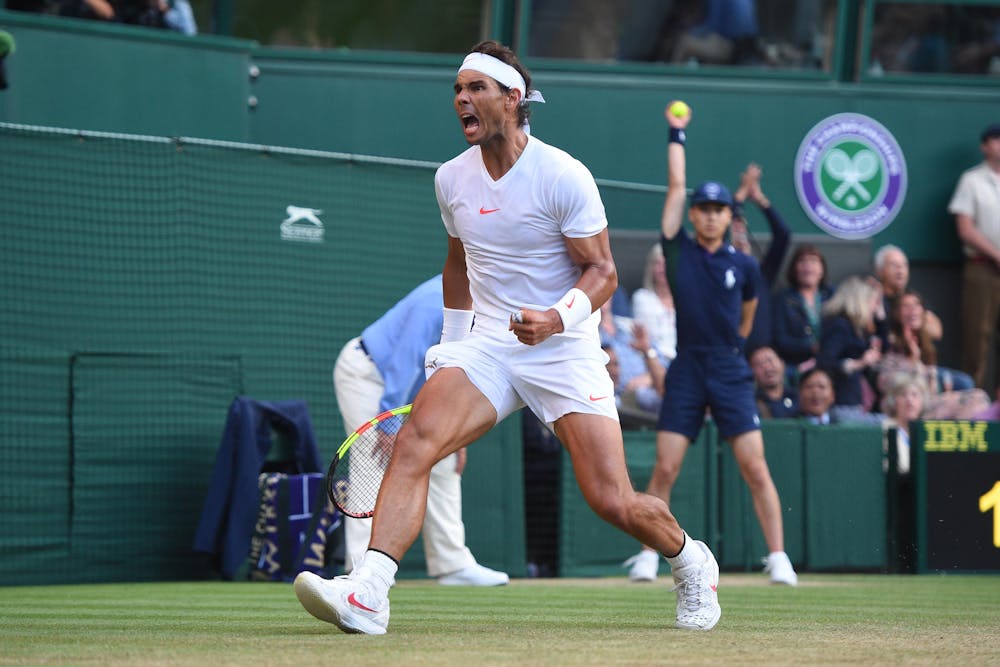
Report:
600,133,1000,439
7,0,197,35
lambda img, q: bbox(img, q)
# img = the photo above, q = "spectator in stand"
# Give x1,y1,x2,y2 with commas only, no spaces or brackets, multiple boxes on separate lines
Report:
872,244,973,391
730,163,791,352
796,367,836,425
598,299,660,414
772,244,834,383
749,345,798,418
881,372,927,477
971,387,1000,420
880,371,925,573
816,276,884,424
876,290,990,420
631,242,678,364
873,245,942,339
948,123,1000,395
631,319,667,398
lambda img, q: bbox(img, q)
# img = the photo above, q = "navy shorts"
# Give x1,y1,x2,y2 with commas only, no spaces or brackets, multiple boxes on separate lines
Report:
656,347,761,441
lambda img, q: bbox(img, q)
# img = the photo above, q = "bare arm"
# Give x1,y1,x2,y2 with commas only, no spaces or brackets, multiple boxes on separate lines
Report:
509,229,618,345
631,322,666,395
661,101,691,241
739,298,758,339
442,236,472,310
955,213,1000,266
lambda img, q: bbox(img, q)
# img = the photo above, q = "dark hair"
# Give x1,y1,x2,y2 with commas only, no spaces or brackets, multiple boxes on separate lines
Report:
785,243,828,289
799,366,832,386
470,40,533,128
889,289,937,366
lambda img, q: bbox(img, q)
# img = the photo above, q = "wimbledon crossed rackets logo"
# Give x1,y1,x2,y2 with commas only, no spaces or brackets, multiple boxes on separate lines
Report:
794,113,907,240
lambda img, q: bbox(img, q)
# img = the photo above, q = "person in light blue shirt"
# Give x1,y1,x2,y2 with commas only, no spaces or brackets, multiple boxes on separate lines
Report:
333,274,508,587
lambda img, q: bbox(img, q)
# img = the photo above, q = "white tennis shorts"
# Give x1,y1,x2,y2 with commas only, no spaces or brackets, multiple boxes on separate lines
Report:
424,314,618,426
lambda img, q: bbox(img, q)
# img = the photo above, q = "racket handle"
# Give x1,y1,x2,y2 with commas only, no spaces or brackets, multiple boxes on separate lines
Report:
511,310,523,324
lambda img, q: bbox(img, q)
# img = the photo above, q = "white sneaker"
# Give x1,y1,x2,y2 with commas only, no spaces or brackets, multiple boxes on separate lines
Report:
763,551,798,586
437,563,510,586
293,571,390,635
623,549,660,582
670,540,721,631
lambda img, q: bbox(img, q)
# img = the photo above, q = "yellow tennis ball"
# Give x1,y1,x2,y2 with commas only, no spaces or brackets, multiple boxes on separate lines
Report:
669,101,690,118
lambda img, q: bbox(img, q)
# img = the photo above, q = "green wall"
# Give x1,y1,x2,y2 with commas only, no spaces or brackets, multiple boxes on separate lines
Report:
560,422,891,577
3,10,999,260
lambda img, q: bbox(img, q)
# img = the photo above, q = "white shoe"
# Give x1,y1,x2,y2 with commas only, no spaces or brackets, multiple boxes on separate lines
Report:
437,563,510,586
293,571,390,635
623,549,659,582
763,551,798,586
670,540,722,631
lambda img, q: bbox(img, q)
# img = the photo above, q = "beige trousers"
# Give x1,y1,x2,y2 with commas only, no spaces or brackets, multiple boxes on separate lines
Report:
332,337,474,577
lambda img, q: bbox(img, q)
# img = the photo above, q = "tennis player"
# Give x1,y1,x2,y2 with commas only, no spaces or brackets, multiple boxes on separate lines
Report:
623,103,797,586
294,40,721,634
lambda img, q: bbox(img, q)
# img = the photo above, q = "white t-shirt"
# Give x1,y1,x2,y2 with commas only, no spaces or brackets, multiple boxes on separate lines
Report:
947,162,1000,257
434,135,608,339
631,287,677,360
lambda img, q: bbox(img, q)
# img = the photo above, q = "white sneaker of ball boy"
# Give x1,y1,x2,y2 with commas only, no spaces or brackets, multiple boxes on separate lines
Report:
625,546,798,586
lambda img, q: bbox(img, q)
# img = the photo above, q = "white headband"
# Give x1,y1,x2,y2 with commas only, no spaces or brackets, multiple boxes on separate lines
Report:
458,52,545,103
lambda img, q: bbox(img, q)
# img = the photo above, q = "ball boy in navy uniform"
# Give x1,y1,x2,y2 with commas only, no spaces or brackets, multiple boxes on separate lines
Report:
624,102,798,586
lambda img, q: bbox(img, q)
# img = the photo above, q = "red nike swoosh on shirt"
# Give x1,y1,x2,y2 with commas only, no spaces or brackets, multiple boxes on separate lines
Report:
589,394,609,401
347,592,378,613
479,207,500,214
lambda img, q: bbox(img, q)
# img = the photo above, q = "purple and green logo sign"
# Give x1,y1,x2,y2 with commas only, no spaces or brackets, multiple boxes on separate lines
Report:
794,113,907,240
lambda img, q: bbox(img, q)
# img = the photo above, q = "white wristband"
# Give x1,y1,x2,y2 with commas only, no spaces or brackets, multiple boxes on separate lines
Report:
441,307,475,343
551,288,592,332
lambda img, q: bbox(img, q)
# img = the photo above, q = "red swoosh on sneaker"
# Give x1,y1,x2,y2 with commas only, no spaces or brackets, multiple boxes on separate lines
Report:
347,592,378,613
479,207,500,214
589,394,608,401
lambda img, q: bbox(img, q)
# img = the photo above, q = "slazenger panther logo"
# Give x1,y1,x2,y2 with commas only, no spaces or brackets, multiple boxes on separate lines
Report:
280,205,325,243
794,113,907,240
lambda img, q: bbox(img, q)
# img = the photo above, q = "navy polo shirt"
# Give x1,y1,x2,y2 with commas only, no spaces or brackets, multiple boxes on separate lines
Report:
662,231,761,351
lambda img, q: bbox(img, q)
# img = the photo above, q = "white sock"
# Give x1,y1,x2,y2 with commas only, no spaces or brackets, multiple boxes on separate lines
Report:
665,532,704,570
356,550,397,599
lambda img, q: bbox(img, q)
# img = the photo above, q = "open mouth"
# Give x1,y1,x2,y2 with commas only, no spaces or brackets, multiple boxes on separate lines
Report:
461,113,480,134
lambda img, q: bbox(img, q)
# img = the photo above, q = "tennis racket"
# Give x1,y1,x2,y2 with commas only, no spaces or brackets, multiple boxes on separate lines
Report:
326,404,411,518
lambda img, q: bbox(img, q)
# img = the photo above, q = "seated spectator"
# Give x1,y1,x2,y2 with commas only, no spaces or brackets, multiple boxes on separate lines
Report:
610,284,633,318
631,242,677,363
163,0,198,35
816,276,885,425
797,367,836,424
971,388,1000,421
749,345,798,418
873,244,974,391
599,300,660,414
881,372,927,476
880,372,924,572
731,162,791,351
671,0,761,65
877,290,990,420
630,319,666,400
59,0,116,21
873,244,942,339
772,244,834,382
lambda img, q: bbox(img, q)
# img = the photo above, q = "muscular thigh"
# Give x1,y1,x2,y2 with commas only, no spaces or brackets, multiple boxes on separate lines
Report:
400,367,498,465
555,412,633,499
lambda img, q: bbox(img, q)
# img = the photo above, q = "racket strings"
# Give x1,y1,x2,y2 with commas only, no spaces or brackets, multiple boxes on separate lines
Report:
327,411,409,518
